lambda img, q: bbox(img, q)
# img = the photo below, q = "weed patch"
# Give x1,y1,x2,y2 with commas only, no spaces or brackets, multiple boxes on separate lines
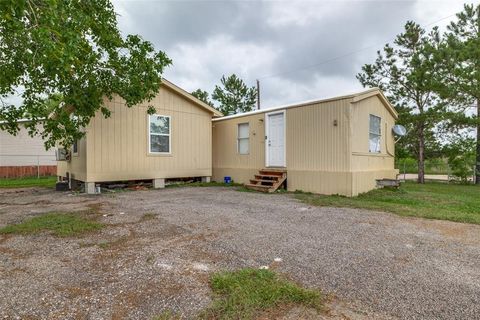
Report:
153,310,181,320
0,213,103,237
201,268,323,319
141,213,156,221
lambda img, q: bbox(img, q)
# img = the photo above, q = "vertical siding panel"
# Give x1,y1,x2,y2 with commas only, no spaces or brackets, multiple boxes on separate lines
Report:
114,102,120,173
96,114,101,174
213,98,355,195
140,106,145,174
70,85,213,182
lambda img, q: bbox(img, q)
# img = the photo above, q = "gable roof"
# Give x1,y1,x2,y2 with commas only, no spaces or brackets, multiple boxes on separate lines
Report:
213,87,397,122
161,79,223,117
351,88,398,119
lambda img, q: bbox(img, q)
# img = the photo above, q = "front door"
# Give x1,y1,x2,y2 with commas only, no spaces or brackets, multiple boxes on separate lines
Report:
266,111,285,167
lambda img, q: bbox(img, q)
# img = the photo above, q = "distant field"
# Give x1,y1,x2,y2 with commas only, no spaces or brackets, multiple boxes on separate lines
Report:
0,176,57,188
295,181,480,225
396,158,450,174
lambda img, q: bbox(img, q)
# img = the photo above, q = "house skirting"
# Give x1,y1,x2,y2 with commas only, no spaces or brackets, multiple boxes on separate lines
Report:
351,169,399,196
213,167,399,197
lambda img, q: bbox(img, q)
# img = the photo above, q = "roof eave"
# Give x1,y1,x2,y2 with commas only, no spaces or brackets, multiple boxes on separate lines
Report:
351,88,398,119
212,88,384,122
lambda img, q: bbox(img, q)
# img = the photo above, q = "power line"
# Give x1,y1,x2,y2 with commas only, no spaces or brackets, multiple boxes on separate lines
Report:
257,12,458,80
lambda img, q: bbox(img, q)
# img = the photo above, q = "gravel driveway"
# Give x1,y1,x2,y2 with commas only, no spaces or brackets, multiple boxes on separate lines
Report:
0,186,479,319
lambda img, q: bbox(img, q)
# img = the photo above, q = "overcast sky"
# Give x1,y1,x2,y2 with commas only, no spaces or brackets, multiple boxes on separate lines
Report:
113,0,467,108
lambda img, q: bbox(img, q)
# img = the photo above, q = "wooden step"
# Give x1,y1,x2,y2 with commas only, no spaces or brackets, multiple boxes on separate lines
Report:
244,184,272,192
250,179,277,183
250,179,277,185
245,169,287,193
254,174,281,179
259,170,285,176
260,168,286,172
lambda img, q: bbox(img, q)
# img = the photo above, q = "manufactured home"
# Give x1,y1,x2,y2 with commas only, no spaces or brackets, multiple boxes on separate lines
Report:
0,122,56,178
57,80,222,193
212,88,398,196
57,81,398,196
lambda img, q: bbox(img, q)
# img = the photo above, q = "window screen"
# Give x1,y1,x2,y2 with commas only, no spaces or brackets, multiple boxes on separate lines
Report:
149,115,171,153
369,114,381,153
237,123,249,154
72,140,78,154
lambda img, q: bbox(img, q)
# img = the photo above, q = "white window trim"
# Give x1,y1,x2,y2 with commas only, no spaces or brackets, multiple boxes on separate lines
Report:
369,114,381,153
148,114,172,155
237,122,250,155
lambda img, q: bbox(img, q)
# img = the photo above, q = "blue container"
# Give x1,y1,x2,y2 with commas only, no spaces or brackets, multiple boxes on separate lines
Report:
224,176,232,184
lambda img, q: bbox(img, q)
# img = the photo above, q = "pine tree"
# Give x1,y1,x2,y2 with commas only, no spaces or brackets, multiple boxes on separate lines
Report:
432,4,480,184
191,89,214,107
357,22,446,183
212,74,257,115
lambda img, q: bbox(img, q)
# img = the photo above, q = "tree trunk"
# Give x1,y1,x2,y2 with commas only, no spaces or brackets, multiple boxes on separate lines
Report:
417,125,425,184
476,99,480,184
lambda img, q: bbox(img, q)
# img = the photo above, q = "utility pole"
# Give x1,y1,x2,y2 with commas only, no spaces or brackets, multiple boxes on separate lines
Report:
256,79,260,110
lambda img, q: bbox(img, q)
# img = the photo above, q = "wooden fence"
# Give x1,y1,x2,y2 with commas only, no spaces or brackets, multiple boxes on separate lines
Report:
0,165,57,178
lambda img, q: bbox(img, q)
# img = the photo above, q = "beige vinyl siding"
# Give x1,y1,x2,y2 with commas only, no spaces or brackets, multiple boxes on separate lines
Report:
212,90,398,196
213,113,265,185
285,98,352,195
350,95,395,161
350,95,397,195
57,137,87,181
59,84,214,183
86,87,212,182
286,98,351,172
213,113,265,171
213,98,353,195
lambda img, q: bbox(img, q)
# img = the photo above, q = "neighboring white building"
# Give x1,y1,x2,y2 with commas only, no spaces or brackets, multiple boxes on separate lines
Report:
0,121,56,178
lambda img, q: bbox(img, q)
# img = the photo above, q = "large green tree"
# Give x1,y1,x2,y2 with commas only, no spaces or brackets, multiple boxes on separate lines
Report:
431,3,480,184
357,22,446,183
212,74,257,115
0,0,171,149
191,89,214,107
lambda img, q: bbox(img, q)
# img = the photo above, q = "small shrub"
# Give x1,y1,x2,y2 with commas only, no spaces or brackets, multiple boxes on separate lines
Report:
446,137,475,184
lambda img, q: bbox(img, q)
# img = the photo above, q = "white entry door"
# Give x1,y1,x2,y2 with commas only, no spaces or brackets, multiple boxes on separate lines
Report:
266,111,286,167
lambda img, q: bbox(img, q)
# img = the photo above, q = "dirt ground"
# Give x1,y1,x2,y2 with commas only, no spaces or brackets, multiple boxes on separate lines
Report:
0,186,479,319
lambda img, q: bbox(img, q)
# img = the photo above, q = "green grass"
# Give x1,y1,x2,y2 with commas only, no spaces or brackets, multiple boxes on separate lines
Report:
0,176,57,188
396,157,450,175
201,268,323,319
0,213,104,237
152,311,181,320
295,181,480,225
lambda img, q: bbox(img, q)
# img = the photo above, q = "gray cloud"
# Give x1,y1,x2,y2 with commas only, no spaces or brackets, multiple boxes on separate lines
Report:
113,0,465,107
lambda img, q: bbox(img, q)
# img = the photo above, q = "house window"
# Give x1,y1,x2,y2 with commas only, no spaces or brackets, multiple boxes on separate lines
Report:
72,140,78,155
149,115,171,154
237,123,249,154
369,114,381,153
